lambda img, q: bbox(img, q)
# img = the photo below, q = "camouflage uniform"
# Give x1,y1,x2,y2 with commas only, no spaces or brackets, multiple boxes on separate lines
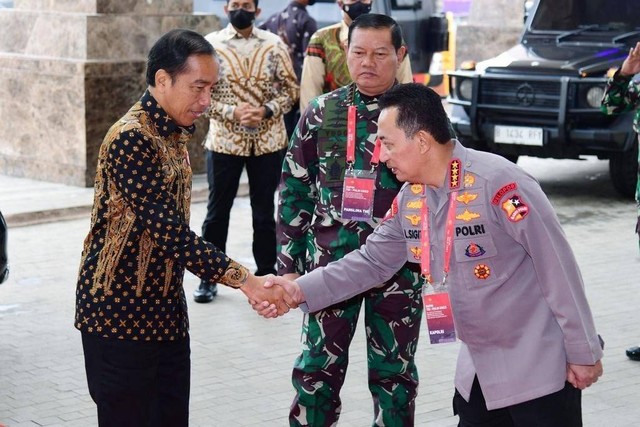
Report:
601,69,640,245
278,83,423,427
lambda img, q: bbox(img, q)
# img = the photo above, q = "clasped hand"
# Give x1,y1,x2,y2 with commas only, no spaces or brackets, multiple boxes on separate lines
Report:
244,274,304,318
234,103,265,129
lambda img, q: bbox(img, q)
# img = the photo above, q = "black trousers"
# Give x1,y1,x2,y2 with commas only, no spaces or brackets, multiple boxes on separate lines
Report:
81,332,191,427
454,376,582,427
202,150,284,276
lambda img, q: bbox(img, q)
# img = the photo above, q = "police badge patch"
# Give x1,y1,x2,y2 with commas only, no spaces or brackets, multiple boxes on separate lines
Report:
501,194,529,222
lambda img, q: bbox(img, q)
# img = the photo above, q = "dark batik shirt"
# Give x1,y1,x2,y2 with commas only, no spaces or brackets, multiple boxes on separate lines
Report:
75,91,248,341
259,1,318,81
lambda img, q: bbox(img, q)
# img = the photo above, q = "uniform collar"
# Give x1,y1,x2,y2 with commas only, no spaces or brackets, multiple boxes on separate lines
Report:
140,90,195,139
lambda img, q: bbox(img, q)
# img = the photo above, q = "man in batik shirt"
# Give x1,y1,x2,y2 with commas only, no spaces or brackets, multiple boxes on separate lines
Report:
601,40,640,361
75,29,291,426
278,14,422,426
194,0,299,303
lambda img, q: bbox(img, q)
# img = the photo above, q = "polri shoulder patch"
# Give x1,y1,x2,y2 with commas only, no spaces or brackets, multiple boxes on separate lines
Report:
492,182,518,205
501,194,529,222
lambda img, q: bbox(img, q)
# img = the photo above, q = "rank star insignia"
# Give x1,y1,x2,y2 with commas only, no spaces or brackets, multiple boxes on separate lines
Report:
456,209,481,222
456,191,478,205
410,184,423,194
406,199,422,209
449,159,461,189
501,194,529,222
410,246,422,260
474,264,491,279
405,214,421,226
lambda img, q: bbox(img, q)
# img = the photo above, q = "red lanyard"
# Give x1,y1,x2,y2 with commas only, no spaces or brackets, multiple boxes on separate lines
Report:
346,105,382,170
420,190,458,285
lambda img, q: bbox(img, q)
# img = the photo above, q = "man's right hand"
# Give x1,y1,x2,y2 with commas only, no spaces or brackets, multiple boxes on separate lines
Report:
620,41,640,76
249,275,305,318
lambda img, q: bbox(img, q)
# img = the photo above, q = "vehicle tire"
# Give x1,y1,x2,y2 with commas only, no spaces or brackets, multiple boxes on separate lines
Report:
609,140,638,199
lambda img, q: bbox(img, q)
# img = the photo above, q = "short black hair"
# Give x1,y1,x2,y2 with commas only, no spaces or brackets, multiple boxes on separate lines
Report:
146,29,215,87
226,0,259,7
347,13,403,51
378,83,452,144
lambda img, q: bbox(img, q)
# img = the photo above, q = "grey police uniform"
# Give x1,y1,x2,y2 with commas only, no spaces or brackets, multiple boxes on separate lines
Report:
297,141,603,410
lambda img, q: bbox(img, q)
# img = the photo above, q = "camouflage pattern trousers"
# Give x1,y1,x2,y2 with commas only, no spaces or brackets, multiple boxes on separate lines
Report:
289,269,423,426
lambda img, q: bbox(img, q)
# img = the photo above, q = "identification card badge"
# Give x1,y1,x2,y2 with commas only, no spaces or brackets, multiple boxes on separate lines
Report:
341,169,376,221
422,284,457,345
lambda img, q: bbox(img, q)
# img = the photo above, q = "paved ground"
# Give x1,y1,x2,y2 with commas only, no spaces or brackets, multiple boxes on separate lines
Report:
0,156,639,426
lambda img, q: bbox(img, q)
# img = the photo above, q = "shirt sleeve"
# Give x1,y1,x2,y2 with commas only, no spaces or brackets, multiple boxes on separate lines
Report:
490,171,603,364
300,37,326,111
297,194,408,312
601,69,640,115
277,103,320,275
300,16,318,57
106,128,248,288
265,40,300,117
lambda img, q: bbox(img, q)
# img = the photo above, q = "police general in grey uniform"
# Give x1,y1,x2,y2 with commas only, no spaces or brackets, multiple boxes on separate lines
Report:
259,83,604,426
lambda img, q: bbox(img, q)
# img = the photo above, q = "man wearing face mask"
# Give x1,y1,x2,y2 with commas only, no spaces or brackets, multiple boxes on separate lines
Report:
259,0,318,140
298,0,413,110
195,0,299,303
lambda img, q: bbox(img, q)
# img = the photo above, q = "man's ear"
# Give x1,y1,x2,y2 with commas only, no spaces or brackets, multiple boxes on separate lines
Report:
155,69,170,92
396,46,407,64
417,130,432,154
255,7,261,18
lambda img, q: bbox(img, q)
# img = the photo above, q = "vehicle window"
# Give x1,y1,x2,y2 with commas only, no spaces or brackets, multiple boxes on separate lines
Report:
531,0,640,31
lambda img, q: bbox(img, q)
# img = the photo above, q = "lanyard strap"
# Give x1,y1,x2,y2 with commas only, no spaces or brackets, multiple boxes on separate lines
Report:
420,190,459,285
346,105,381,171
347,106,357,164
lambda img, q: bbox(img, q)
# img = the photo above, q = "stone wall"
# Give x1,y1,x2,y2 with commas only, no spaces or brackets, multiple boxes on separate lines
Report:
0,0,219,186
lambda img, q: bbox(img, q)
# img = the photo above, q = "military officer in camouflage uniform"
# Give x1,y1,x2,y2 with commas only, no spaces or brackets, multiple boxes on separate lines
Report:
277,14,422,426
601,41,640,361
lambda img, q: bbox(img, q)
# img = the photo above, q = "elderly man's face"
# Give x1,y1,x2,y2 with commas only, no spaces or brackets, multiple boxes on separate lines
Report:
162,54,218,127
347,27,404,96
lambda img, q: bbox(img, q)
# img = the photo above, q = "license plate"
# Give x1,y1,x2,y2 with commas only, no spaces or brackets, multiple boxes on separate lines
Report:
494,125,543,146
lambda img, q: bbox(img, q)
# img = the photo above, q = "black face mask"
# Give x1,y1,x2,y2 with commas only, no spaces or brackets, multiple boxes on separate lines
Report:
342,1,371,21
228,9,256,30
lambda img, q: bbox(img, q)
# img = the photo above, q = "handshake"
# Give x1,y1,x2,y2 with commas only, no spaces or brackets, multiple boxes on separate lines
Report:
240,273,305,318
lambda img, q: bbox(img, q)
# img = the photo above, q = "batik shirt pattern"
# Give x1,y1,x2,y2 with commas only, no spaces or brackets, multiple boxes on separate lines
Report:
259,1,318,81
205,24,299,157
75,91,248,341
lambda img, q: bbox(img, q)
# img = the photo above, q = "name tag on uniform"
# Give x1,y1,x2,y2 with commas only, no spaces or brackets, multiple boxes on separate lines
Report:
341,169,376,222
423,290,457,345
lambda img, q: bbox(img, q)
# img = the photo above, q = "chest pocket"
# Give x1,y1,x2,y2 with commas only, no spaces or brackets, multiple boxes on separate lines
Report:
318,129,347,189
454,232,500,290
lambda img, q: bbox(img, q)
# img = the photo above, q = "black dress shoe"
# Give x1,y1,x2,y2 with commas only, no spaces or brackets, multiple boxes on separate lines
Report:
626,345,640,361
193,282,218,303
